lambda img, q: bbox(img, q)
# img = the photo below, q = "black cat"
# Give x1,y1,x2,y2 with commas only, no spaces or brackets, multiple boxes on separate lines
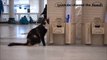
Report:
8,23,47,46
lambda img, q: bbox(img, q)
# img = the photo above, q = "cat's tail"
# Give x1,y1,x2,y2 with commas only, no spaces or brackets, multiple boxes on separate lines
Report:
8,42,27,46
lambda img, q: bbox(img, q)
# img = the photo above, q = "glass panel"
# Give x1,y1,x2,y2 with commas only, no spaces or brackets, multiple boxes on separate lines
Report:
14,5,30,13
2,14,9,21
14,0,29,4
76,0,82,4
14,0,39,13
1,0,9,13
19,14,27,19
30,14,38,21
14,14,19,22
76,0,82,8
1,0,39,22
2,0,9,5
44,0,47,7
14,14,38,22
29,0,39,13
3,5,9,13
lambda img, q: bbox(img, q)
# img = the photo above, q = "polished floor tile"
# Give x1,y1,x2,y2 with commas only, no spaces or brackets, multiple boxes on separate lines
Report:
0,24,107,60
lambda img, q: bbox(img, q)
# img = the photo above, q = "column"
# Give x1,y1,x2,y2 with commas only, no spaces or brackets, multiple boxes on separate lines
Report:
8,0,15,24
39,0,44,16
65,0,76,44
71,0,76,44
104,0,107,45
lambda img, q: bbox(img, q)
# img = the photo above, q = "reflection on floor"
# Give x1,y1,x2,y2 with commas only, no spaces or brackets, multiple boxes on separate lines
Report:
0,24,107,60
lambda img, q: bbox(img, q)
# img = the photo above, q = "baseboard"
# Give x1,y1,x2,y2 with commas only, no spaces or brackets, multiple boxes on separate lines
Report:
0,22,8,24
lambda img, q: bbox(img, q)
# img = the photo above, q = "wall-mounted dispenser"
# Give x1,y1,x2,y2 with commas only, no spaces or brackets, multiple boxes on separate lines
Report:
92,23,104,34
49,18,65,45
92,17,104,34
52,18,65,34
91,17,104,45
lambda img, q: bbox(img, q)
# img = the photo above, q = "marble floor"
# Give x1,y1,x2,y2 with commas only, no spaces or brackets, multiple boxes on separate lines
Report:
0,24,107,60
